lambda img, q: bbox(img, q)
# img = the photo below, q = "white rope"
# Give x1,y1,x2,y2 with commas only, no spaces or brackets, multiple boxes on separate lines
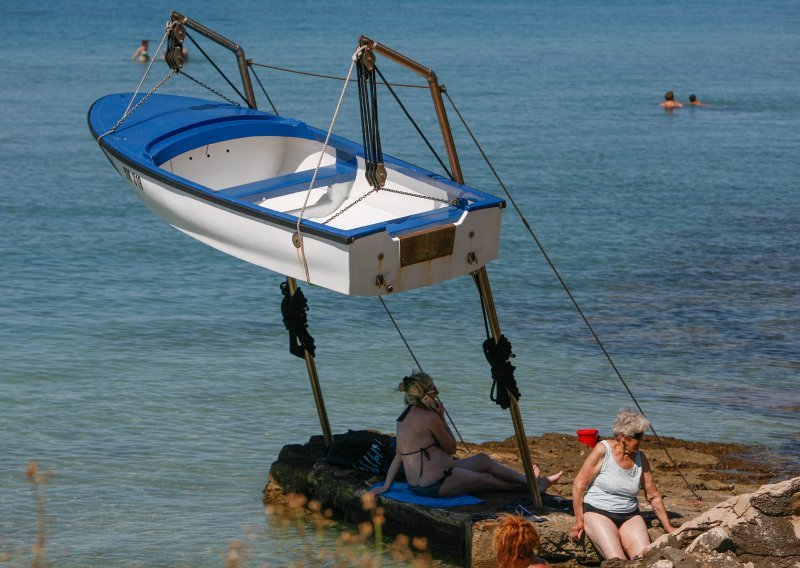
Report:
97,22,173,141
294,45,367,285
124,26,171,118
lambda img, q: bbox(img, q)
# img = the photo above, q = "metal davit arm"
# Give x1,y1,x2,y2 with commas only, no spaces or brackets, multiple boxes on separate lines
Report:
359,36,463,183
359,35,542,509
170,11,257,110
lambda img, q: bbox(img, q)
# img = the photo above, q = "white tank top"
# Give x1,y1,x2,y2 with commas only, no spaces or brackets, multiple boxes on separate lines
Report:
583,440,642,513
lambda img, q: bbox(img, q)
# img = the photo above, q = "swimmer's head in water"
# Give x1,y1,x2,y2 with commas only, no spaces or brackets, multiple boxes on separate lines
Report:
689,94,697,102
398,371,436,407
664,91,674,101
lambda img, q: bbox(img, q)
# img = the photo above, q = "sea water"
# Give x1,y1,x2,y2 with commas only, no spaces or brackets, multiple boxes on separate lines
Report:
1,0,798,565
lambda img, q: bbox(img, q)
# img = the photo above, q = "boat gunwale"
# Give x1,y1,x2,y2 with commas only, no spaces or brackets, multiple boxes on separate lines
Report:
88,93,505,246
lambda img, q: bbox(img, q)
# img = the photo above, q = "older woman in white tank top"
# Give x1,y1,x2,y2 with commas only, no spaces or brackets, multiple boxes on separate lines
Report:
569,409,676,560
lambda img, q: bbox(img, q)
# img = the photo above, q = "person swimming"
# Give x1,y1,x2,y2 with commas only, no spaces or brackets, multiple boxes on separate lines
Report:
660,91,683,110
689,94,705,106
132,40,150,63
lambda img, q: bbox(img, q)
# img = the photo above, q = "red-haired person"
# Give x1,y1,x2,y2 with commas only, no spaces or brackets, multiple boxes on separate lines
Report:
493,514,550,568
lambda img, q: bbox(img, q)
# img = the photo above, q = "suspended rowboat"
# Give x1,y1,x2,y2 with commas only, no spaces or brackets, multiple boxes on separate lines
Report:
88,11,544,510
89,91,504,296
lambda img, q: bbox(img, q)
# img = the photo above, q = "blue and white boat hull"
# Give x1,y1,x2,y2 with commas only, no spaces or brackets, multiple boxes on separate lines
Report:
89,93,504,296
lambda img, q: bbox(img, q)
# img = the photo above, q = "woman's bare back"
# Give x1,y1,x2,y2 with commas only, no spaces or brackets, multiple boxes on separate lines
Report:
396,406,456,487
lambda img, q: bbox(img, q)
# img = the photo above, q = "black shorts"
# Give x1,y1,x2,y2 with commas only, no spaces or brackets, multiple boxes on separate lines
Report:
583,502,641,528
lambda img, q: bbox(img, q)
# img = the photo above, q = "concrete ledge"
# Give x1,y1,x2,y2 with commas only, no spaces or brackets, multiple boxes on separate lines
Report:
264,432,794,567
264,434,601,565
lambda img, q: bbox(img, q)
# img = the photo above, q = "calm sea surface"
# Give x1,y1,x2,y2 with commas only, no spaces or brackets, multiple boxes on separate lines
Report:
1,0,798,565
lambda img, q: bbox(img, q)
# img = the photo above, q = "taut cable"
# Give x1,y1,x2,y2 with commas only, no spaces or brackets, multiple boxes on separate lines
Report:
444,90,701,500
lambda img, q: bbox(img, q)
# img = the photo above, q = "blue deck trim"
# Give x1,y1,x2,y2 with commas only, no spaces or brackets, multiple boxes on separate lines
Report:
149,116,307,166
88,93,505,244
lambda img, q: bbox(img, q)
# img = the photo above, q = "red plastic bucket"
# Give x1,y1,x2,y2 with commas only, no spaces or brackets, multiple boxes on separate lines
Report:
576,429,599,448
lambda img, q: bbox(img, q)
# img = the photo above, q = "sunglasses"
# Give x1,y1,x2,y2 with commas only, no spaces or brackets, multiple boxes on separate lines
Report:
630,432,644,440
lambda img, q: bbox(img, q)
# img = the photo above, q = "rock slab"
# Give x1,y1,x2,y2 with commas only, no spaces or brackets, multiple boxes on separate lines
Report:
644,476,800,568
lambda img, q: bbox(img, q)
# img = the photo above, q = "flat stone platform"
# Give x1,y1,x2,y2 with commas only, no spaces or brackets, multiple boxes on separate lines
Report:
263,431,788,566
263,433,600,566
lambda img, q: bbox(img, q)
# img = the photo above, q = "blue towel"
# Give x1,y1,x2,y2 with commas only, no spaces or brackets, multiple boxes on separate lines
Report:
369,482,483,507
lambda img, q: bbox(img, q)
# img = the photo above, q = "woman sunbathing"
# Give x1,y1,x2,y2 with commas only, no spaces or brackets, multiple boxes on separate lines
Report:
370,371,562,498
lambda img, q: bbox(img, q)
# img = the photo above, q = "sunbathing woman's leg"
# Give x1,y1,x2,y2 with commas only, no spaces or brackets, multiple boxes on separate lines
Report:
438,466,520,497
533,464,564,491
455,453,563,492
455,453,525,482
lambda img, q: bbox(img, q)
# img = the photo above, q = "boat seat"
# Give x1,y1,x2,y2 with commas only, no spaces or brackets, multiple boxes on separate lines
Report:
216,154,357,203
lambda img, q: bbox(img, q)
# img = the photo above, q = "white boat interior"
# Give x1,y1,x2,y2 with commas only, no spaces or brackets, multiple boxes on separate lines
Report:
158,134,456,231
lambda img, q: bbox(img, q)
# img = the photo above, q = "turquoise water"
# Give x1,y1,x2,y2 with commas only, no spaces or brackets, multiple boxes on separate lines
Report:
2,0,798,565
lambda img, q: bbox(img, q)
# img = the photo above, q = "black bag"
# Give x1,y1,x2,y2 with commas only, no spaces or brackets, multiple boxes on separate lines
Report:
325,429,395,474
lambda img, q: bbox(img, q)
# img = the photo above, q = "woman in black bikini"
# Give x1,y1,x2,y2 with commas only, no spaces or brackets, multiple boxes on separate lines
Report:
370,371,562,498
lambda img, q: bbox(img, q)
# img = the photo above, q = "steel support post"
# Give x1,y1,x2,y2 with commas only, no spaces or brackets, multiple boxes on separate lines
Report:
360,34,541,508
475,268,542,510
286,276,333,449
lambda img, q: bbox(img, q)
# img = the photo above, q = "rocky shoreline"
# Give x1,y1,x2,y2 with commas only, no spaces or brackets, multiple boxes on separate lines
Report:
264,432,800,567
471,433,799,567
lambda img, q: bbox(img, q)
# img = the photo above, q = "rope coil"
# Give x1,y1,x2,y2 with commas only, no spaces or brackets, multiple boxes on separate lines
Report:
482,335,520,410
280,282,316,359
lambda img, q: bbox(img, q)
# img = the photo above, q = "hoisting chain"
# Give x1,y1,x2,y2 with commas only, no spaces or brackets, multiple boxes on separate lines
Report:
179,71,242,107
97,23,175,141
98,18,244,144
181,29,250,106
98,71,177,141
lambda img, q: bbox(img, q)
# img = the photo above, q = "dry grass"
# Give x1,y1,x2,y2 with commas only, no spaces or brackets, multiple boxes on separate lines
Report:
2,462,54,567
261,491,435,567
7,463,434,567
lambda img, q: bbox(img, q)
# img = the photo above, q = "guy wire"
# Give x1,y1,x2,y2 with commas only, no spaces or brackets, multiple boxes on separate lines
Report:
378,296,471,454
443,91,701,500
